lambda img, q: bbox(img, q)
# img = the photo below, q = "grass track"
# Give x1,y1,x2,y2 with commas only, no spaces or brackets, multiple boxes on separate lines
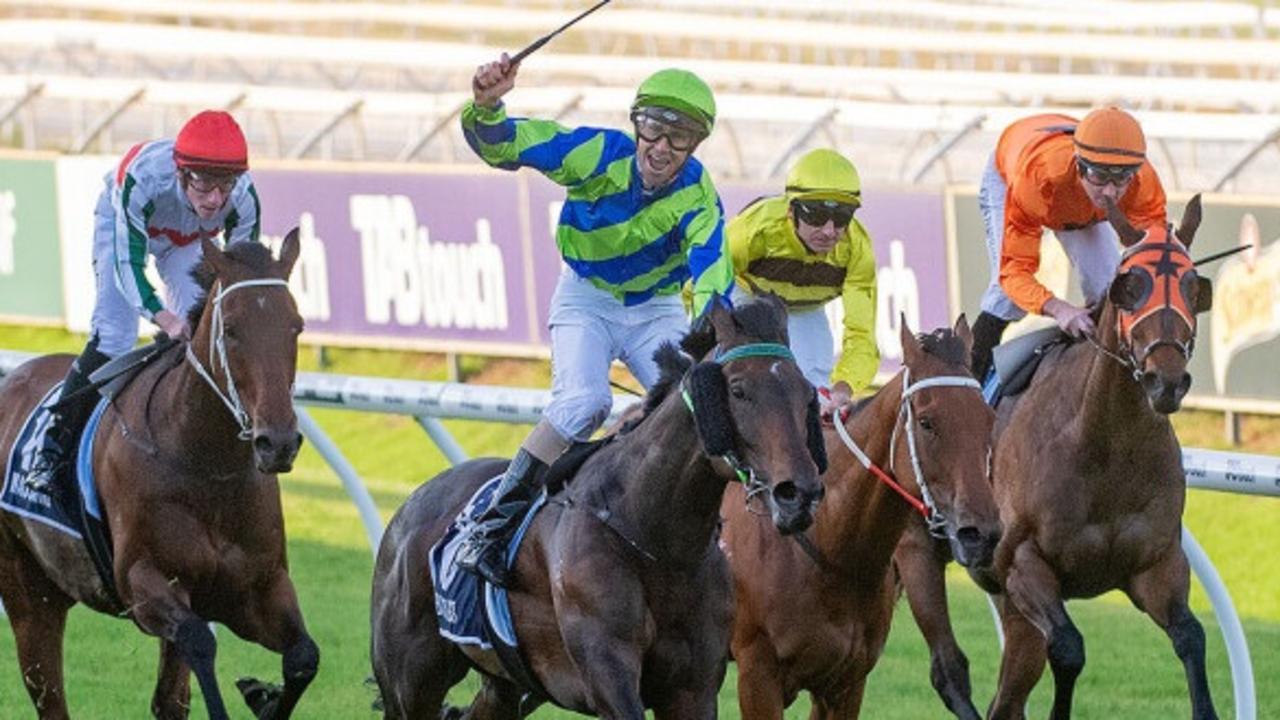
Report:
0,326,1276,718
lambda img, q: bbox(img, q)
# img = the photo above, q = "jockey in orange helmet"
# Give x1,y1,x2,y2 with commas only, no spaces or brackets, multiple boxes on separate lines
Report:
27,110,260,490
969,107,1167,382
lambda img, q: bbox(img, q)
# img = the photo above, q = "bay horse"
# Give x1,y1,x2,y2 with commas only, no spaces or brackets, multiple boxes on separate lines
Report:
0,232,317,719
964,195,1219,719
720,316,1002,719
370,295,826,719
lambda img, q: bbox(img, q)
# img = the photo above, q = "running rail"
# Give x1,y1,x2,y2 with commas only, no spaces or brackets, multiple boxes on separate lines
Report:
0,348,1266,717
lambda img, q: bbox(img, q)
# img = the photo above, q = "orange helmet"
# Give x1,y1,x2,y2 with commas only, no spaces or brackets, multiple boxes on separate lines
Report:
1073,107,1145,166
174,110,249,173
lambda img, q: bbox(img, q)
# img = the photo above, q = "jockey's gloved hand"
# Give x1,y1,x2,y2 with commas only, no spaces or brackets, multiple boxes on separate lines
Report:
153,309,191,341
1043,298,1095,339
818,386,852,424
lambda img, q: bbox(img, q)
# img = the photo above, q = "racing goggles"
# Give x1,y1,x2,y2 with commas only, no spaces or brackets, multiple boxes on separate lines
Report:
1077,158,1140,187
631,108,705,152
791,199,858,229
182,169,240,194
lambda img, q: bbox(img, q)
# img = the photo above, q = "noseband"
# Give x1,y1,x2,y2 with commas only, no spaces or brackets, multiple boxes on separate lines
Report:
681,341,797,504
833,367,981,538
185,278,291,439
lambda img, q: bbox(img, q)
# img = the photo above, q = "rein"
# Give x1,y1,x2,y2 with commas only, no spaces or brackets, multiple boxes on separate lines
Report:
832,367,981,538
184,278,290,439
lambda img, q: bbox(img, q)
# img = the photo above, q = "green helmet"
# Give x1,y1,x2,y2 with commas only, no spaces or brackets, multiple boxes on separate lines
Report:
632,69,716,135
785,149,861,206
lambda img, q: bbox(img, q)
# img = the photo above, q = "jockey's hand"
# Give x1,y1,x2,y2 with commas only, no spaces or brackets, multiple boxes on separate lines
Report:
153,310,191,341
1043,298,1095,338
473,53,520,109
818,383,853,425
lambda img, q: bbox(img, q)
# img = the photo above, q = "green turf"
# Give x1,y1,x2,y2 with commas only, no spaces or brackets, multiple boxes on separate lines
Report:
0,325,1276,718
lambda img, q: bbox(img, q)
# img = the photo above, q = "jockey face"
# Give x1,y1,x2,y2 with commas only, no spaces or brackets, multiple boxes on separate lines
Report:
633,108,704,191
1077,158,1139,211
181,169,238,219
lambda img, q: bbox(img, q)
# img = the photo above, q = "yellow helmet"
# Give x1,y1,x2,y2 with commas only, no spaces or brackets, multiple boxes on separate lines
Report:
784,149,861,206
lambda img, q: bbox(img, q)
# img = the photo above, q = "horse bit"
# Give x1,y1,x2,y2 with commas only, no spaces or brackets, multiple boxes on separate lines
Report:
832,367,981,538
184,278,290,440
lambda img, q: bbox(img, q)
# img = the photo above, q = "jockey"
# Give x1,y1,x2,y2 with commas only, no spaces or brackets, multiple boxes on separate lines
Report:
456,54,734,588
969,106,1167,382
726,148,878,421
28,110,261,488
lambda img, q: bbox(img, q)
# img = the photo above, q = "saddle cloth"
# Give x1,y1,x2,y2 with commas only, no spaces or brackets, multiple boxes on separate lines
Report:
1,383,119,602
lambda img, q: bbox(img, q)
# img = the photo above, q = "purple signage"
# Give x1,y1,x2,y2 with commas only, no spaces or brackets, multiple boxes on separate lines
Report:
251,165,951,371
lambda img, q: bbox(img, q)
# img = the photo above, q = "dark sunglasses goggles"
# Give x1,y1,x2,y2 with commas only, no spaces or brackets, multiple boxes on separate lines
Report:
1077,159,1140,187
631,109,705,152
182,169,240,194
791,199,858,228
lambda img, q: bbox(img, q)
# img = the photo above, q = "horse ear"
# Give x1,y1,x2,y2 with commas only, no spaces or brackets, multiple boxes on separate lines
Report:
708,296,736,344
1104,196,1145,247
806,391,828,475
688,361,734,456
200,236,227,274
1190,276,1213,314
953,313,974,361
899,312,922,366
278,227,302,277
1176,194,1202,249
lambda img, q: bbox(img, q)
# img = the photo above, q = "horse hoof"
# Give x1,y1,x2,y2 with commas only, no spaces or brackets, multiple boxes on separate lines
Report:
236,676,283,718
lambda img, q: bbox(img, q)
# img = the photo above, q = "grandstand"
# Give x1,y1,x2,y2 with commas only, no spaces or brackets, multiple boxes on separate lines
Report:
0,0,1277,193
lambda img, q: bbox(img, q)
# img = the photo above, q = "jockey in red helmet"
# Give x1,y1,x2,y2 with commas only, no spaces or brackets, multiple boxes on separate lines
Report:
26,110,262,490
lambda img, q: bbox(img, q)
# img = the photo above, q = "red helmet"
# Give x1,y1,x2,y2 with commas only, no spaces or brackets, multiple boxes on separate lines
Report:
174,110,249,173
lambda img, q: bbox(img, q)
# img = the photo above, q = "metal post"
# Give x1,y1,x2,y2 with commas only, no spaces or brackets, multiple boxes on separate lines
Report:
294,406,383,556
71,87,147,154
288,99,364,160
415,416,470,466
396,101,468,163
1183,527,1256,720
0,82,45,127
1211,126,1280,192
761,107,840,182
907,112,987,184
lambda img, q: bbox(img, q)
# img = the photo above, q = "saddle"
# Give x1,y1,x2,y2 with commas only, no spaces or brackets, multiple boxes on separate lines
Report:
89,336,178,403
985,326,1071,406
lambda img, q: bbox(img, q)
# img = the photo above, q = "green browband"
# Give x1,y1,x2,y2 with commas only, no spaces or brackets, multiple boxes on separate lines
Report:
714,342,795,364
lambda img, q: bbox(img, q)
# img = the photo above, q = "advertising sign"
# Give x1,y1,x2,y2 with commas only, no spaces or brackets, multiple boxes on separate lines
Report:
0,154,63,322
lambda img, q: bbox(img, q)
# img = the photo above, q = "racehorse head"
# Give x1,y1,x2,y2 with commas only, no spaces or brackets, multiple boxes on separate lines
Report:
190,230,304,473
675,294,825,535
1105,195,1212,414
896,316,1000,568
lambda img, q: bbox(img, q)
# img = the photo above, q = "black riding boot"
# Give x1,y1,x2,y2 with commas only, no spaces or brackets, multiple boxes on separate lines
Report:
28,339,111,489
455,448,548,588
970,311,1010,385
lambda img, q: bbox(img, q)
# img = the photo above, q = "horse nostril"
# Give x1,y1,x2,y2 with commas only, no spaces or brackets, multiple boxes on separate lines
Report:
956,526,983,548
1177,373,1191,396
295,432,305,451
772,481,798,504
253,434,273,454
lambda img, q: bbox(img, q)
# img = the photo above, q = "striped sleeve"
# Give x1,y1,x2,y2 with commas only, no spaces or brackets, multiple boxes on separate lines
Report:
461,101,611,187
832,221,879,392
112,172,163,318
685,173,735,316
224,180,262,245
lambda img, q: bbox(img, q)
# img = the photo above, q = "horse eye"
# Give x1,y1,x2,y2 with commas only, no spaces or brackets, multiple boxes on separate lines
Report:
918,416,935,432
730,384,747,400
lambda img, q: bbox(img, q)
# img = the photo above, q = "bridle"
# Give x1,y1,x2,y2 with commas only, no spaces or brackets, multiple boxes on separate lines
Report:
681,341,799,505
833,367,981,538
184,278,290,439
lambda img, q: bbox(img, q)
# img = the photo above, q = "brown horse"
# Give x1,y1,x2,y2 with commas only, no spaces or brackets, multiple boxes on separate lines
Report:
0,233,317,719
370,296,826,719
961,196,1219,719
720,316,1001,719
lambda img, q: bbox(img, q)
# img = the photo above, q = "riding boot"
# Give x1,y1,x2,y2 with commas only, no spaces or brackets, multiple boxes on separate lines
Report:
28,339,111,490
969,311,1010,385
455,448,548,589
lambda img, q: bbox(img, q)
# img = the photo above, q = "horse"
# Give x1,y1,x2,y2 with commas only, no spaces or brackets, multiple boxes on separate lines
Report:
370,295,827,720
958,195,1218,719
720,316,1002,719
0,232,317,719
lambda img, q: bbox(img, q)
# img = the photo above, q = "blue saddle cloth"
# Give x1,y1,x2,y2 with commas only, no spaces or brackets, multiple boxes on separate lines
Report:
1,383,119,606
429,476,547,650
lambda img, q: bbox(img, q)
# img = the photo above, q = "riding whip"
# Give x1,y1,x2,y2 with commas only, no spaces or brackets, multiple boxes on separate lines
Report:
510,0,614,63
1192,244,1251,267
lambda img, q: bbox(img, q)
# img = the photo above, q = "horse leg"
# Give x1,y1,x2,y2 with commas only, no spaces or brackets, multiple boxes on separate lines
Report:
460,676,524,720
894,526,981,720
0,540,76,719
561,616,646,720
370,589,469,720
733,641,788,720
985,593,1046,720
151,638,193,719
221,572,318,719
808,673,868,720
1125,548,1219,720
1000,544,1084,720
125,561,231,720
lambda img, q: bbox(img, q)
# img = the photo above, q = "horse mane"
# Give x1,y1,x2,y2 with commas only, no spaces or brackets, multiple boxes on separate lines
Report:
185,241,277,331
621,298,791,433
917,327,969,369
